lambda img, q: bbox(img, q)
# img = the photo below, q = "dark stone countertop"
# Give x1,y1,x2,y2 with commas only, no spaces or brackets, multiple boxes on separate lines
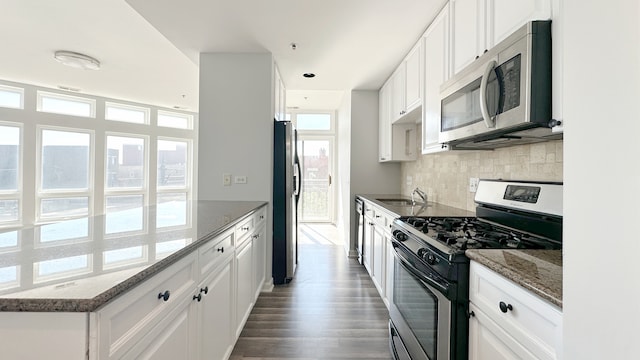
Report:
466,249,563,308
357,194,475,217
0,200,267,312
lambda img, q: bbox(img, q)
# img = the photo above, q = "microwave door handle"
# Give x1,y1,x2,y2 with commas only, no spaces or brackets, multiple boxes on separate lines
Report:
479,60,497,128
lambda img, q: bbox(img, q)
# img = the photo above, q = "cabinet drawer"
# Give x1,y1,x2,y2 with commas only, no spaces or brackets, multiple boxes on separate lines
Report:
470,261,562,360
95,253,198,359
199,229,234,276
235,216,254,245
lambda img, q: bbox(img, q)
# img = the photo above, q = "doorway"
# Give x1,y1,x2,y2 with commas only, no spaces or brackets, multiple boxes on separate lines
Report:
297,136,334,223
290,112,336,225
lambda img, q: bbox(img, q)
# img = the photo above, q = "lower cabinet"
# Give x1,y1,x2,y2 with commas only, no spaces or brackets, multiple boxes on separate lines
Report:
90,205,267,360
196,261,234,360
235,238,254,337
469,261,563,360
361,199,397,308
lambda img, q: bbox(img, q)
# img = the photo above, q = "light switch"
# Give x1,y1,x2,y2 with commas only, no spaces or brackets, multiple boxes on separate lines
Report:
223,173,231,186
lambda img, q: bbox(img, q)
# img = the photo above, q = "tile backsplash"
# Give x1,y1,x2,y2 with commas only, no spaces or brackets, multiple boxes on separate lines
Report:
400,140,563,211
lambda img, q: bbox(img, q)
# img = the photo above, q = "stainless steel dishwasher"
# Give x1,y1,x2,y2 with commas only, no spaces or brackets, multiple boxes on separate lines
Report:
355,197,365,264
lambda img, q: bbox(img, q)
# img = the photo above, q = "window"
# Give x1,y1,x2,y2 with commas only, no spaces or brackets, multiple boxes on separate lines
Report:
0,124,21,225
105,102,149,124
37,91,96,118
0,85,24,109
40,129,91,191
106,135,146,189
157,139,188,188
157,110,193,129
0,80,196,230
296,113,332,131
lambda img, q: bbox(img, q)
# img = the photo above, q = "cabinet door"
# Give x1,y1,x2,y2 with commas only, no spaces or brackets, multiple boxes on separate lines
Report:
363,213,374,274
452,0,486,75
123,295,196,360
378,83,392,162
384,236,394,309
489,0,551,47
197,261,234,360
469,303,537,360
422,4,450,154
391,64,407,122
253,224,266,298
235,240,254,337
404,40,423,113
372,224,385,297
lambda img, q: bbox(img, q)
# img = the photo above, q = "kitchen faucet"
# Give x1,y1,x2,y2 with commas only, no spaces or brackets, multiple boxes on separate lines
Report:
411,187,427,206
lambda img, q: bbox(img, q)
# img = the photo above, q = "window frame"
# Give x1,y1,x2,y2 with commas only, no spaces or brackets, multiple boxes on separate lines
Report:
0,84,25,110
37,91,97,118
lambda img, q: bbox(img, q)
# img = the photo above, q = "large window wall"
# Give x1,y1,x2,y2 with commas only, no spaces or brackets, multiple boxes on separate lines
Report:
0,80,197,229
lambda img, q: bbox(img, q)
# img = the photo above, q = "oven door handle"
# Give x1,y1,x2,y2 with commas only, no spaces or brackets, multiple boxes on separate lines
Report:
392,243,449,294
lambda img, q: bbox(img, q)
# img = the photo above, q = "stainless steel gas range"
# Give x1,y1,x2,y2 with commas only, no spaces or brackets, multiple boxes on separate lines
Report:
388,179,562,360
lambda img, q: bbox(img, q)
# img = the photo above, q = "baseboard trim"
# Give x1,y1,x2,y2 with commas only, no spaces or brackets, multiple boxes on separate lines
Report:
261,278,274,292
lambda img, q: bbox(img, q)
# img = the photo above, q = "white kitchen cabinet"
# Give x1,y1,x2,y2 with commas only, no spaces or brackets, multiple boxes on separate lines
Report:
363,205,374,274
451,0,551,76
371,223,385,296
390,41,423,124
274,64,286,121
378,81,418,163
123,293,196,360
196,260,234,360
391,64,407,123
422,3,451,154
469,261,562,360
252,221,266,299
235,237,254,337
361,200,397,307
94,252,199,360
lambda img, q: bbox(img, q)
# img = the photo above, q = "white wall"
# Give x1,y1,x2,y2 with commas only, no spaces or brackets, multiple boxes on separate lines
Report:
337,92,352,255
347,90,401,254
563,1,640,358
198,53,274,289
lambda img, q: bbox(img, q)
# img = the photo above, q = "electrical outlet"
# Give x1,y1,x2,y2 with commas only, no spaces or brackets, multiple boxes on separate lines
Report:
469,177,480,193
223,173,231,186
406,175,413,187
234,175,247,184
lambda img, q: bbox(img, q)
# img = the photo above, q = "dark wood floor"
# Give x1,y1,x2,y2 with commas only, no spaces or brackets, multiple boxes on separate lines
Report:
230,226,392,360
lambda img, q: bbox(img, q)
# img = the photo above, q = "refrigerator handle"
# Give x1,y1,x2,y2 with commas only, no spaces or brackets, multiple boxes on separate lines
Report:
328,174,332,186
293,162,301,197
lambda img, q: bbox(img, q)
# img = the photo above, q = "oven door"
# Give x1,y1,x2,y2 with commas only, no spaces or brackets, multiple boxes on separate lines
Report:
389,242,452,360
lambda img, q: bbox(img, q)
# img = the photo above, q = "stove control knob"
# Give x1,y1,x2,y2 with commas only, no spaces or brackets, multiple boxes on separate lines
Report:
417,248,427,257
424,252,437,265
393,230,408,242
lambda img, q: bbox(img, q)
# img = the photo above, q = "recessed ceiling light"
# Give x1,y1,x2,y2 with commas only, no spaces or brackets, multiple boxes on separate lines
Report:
54,51,101,70
303,73,315,78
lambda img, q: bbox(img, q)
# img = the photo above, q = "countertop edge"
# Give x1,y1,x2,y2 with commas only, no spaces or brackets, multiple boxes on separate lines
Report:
466,249,563,309
0,201,268,313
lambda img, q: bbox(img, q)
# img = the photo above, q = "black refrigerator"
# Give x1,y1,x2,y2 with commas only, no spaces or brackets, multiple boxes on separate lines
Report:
273,120,300,285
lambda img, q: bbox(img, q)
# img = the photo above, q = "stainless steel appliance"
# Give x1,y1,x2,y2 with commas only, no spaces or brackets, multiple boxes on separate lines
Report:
439,21,561,150
355,197,365,264
388,179,562,360
273,120,301,285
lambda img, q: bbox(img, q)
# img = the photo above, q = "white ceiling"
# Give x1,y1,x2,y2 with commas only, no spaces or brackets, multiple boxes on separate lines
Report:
1,0,447,111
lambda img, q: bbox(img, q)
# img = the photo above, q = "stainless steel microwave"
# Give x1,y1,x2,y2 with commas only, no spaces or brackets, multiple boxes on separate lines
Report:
439,20,559,149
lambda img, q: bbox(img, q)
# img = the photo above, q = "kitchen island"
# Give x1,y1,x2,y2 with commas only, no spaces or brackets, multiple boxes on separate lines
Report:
0,200,268,359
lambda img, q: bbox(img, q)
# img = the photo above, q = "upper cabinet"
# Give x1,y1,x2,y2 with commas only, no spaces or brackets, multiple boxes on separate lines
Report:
379,80,417,162
451,0,552,76
422,4,451,154
391,40,424,124
274,64,286,121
